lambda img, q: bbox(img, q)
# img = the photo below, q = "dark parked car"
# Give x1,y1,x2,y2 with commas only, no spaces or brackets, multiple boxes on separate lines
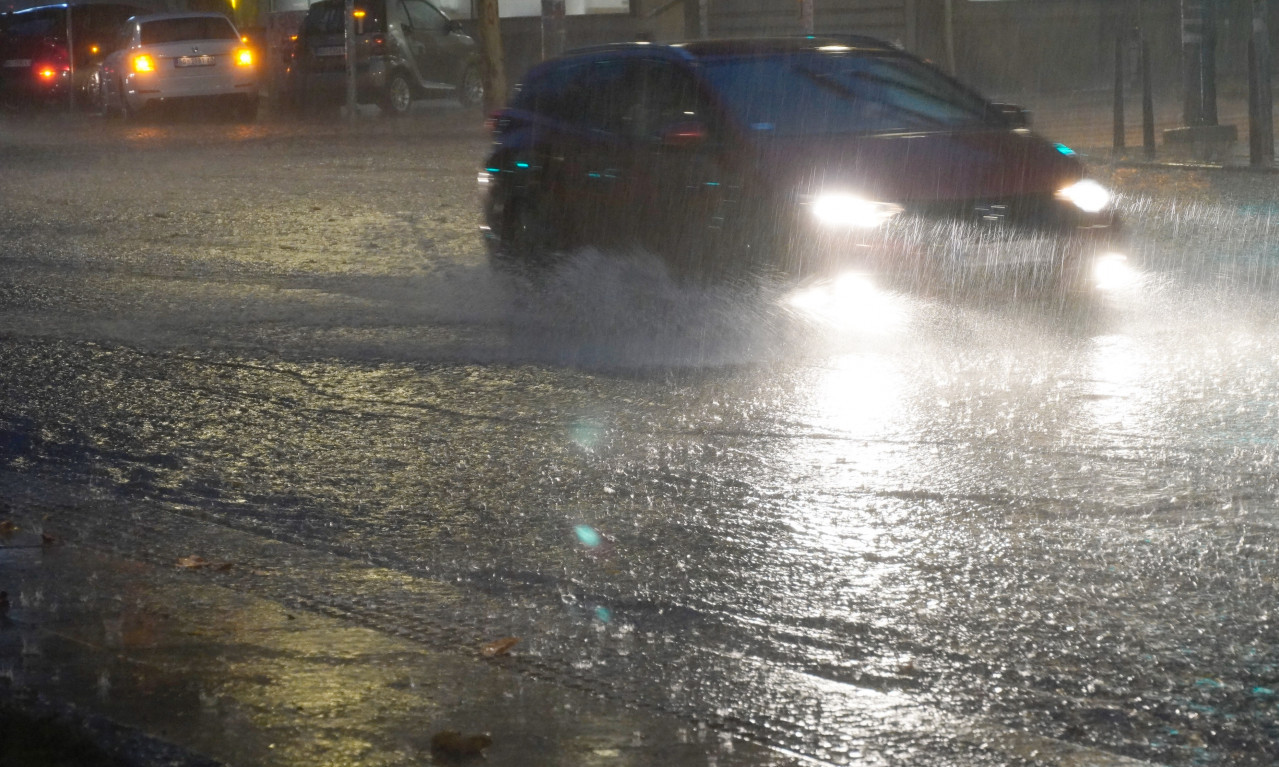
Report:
0,2,145,110
284,0,481,115
479,37,1123,290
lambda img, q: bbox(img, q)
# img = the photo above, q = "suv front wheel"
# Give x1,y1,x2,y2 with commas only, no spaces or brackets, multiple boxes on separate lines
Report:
381,71,413,116
458,64,482,107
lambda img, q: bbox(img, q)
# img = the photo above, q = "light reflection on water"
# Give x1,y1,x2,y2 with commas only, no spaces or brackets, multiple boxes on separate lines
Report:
1084,333,1147,429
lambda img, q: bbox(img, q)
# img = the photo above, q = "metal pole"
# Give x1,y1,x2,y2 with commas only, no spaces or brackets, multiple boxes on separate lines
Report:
1142,34,1156,159
1182,0,1205,125
1249,0,1274,167
800,0,813,34
540,0,565,60
943,0,956,76
344,0,356,119
1114,33,1126,152
66,4,76,111
1202,0,1218,125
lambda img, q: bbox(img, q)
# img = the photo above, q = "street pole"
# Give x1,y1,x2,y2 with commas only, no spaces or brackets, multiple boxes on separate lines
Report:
1114,33,1126,152
943,0,956,76
475,0,506,113
66,4,76,112
1142,33,1156,159
1249,0,1274,166
1181,0,1219,127
344,0,356,119
800,0,813,34
540,0,565,59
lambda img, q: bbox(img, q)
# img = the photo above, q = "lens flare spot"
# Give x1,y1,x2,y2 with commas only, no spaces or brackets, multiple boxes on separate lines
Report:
574,524,602,548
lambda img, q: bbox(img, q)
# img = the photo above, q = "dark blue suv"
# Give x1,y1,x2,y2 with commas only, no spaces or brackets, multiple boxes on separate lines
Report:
480,37,1122,289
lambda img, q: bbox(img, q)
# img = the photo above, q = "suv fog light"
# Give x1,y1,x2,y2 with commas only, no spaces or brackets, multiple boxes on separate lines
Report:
811,193,902,229
1092,252,1139,291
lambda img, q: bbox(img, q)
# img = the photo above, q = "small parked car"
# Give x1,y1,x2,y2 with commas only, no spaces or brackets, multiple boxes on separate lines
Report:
283,0,482,115
480,37,1123,290
97,11,259,120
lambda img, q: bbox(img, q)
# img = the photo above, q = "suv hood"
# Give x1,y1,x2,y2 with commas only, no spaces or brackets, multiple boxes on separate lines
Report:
751,128,1082,203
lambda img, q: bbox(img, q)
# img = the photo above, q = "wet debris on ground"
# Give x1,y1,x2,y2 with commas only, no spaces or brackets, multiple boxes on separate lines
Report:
429,729,492,760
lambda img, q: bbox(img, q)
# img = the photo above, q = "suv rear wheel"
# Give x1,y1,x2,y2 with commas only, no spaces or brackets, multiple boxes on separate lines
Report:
381,71,413,116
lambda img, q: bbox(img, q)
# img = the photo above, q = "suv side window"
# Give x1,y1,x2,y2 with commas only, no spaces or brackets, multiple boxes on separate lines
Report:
628,58,714,140
402,0,448,33
518,58,614,128
574,58,636,135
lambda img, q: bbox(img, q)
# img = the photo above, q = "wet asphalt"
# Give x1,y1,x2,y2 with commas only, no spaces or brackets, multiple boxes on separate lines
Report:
0,104,1277,766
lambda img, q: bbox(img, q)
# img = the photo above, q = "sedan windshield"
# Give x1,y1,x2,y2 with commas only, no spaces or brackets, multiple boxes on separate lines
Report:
140,17,237,45
700,50,996,137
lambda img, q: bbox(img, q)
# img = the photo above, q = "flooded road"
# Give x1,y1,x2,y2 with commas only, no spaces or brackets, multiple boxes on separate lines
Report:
1,111,1277,766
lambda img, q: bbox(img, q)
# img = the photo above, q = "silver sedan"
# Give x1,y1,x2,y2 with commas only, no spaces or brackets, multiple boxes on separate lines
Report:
98,12,259,120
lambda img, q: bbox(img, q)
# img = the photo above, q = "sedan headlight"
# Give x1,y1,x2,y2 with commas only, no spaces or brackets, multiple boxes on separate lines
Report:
1057,179,1112,213
810,192,903,229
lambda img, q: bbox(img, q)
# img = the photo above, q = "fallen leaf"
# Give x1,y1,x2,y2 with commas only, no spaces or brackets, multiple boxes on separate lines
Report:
479,637,519,658
176,555,235,571
430,730,491,758
0,520,17,538
40,532,59,547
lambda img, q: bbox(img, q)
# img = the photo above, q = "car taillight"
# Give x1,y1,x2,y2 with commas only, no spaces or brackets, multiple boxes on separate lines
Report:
133,54,155,73
370,36,386,55
36,65,60,81
485,111,512,134
235,48,253,67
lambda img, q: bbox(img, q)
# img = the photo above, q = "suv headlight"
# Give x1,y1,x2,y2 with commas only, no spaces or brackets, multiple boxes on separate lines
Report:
810,193,903,229
1057,179,1112,213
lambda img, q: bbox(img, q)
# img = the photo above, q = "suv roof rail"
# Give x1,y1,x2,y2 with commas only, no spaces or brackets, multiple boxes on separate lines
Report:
560,41,693,59
561,35,901,61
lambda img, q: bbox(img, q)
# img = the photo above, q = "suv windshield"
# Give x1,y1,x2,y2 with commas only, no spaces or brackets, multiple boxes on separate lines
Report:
700,50,996,137
140,16,237,44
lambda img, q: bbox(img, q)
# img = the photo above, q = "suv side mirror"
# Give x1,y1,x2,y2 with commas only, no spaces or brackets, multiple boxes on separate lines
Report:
445,19,463,34
988,102,1031,128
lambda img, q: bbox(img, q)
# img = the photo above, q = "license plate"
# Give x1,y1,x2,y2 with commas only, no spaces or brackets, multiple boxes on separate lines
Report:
175,55,215,68
3,59,33,68
316,46,345,57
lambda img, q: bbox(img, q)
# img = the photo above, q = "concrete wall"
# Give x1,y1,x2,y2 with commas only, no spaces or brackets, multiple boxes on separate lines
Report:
479,0,1279,101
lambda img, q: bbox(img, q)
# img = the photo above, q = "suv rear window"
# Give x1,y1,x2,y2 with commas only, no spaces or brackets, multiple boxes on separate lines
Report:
140,16,237,44
304,1,385,35
2,8,66,42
